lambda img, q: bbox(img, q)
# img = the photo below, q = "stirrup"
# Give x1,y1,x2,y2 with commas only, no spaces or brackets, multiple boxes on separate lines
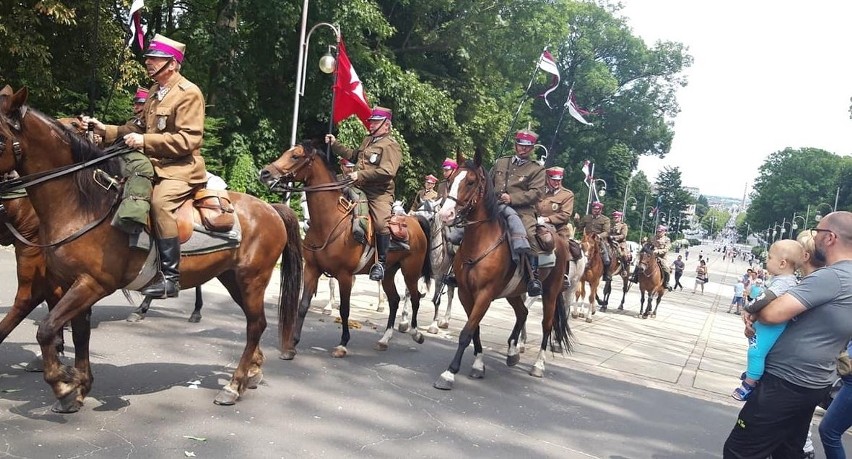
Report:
369,263,385,281
139,274,180,299
527,279,543,297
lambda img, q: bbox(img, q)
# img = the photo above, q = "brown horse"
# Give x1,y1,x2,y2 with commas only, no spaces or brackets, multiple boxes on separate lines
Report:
636,242,665,318
432,148,571,390
259,143,431,358
0,86,302,412
573,232,605,322
597,241,632,313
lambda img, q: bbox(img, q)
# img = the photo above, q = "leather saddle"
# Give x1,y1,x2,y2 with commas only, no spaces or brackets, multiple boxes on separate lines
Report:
174,188,236,243
341,195,410,249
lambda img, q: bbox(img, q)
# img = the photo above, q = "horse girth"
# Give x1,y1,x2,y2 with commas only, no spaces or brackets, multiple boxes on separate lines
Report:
302,201,355,252
462,232,506,268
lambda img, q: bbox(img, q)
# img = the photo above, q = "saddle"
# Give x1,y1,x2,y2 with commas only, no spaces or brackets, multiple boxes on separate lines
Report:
174,188,236,243
535,223,556,252
340,194,410,249
568,239,583,261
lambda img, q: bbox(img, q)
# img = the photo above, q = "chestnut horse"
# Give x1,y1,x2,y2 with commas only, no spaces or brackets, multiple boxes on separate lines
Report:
636,242,665,319
259,143,431,358
597,241,631,313
433,148,571,390
0,86,302,412
573,232,604,322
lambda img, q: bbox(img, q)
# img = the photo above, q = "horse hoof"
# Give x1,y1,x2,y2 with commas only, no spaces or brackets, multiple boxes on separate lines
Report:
247,372,263,389
433,374,454,390
598,306,607,312
427,324,439,334
651,313,657,319
412,332,425,345
469,367,485,379
518,343,526,354
585,316,593,323
213,388,239,406
551,344,564,353
51,390,82,413
570,312,579,319
126,312,145,322
438,320,449,329
331,346,348,358
529,366,544,378
506,354,520,367
398,322,410,333
23,357,44,372
374,342,389,352
279,349,297,360
578,312,585,318
376,305,385,313
188,313,202,323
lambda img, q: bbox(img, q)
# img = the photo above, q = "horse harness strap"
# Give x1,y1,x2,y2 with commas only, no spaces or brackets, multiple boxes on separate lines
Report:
462,232,506,267
302,201,354,252
3,192,120,248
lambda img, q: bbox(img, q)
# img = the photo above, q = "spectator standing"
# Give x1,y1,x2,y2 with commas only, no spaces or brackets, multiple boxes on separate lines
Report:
819,339,852,459
671,255,685,291
723,211,852,458
728,279,745,314
693,259,707,294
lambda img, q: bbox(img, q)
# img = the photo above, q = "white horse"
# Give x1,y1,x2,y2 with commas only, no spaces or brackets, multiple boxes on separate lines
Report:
398,199,457,334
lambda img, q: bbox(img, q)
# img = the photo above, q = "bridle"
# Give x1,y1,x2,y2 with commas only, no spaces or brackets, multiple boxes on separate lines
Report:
266,145,354,194
444,166,486,226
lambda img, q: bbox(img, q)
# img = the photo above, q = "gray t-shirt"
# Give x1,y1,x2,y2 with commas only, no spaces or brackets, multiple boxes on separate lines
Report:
767,273,798,297
765,260,852,388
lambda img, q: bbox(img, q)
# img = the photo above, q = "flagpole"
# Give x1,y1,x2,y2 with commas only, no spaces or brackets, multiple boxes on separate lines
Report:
498,47,547,157
545,95,569,167
88,0,101,116
585,163,595,214
290,0,310,147
325,31,342,161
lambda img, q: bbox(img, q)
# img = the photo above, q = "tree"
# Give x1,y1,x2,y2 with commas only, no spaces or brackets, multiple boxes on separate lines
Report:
652,166,695,229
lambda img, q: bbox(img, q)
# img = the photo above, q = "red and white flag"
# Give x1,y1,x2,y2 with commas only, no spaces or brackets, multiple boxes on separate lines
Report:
332,40,371,128
581,160,591,184
537,50,560,108
566,90,594,126
127,0,145,49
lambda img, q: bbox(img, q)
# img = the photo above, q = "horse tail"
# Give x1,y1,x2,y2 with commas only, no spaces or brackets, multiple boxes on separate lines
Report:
553,292,573,353
415,214,433,290
270,203,304,350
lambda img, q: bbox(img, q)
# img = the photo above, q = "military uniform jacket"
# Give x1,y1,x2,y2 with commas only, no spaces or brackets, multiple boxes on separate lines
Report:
610,221,628,242
490,157,545,217
653,234,672,259
105,73,206,184
537,187,574,239
331,134,401,199
410,188,439,212
577,214,610,237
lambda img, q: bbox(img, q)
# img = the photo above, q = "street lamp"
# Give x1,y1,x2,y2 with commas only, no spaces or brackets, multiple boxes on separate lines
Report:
791,213,806,238
620,172,637,216
290,8,341,147
585,176,607,214
624,196,638,213
638,194,648,242
814,202,834,222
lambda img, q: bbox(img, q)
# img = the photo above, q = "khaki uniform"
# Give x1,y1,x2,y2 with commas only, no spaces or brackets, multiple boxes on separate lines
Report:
410,188,438,213
653,233,672,274
331,134,402,234
609,221,629,258
537,187,575,240
576,214,610,238
104,73,206,238
490,156,545,252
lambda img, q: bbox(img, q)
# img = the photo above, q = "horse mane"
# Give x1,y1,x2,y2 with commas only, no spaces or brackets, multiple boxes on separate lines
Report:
31,109,125,217
462,158,505,231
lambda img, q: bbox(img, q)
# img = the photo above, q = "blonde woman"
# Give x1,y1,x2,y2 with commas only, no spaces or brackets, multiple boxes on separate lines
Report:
693,259,708,294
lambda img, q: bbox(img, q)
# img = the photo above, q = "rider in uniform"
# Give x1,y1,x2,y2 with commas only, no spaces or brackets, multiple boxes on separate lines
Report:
437,158,458,200
410,174,439,212
326,106,402,281
630,224,672,290
490,129,546,296
576,201,612,280
609,211,630,275
537,166,575,240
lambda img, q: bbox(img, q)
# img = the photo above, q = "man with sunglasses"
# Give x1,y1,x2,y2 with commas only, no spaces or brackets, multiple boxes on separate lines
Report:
724,211,852,458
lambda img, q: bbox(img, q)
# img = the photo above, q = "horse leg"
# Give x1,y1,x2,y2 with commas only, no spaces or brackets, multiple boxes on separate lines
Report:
398,287,412,333
469,326,485,379
375,280,386,313
506,296,529,367
332,275,354,358
586,280,597,322
434,296,487,390
213,271,268,405
652,293,662,318
188,285,203,323
638,290,646,318
401,264,426,345
281,265,320,360
37,286,100,414
126,295,154,322
599,280,611,312
618,276,629,311
439,285,454,329
323,277,337,315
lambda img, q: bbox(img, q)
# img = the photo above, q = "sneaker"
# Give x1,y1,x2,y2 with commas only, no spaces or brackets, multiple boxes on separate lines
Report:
732,381,756,401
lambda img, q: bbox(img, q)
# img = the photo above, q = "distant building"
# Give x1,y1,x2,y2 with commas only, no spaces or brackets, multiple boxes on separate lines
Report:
684,186,700,200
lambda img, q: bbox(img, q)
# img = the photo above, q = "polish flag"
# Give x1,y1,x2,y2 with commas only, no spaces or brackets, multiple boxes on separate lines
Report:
581,160,591,184
537,50,560,109
127,0,145,50
567,90,594,126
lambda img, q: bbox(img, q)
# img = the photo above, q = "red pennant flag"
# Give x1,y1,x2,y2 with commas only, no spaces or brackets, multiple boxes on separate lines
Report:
333,40,371,128
536,50,560,108
127,0,145,50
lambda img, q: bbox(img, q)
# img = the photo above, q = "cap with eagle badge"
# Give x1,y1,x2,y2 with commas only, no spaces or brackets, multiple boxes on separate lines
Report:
144,34,186,63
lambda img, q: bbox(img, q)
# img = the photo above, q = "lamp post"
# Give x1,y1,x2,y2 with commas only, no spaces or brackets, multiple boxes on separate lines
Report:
585,175,607,214
625,196,638,212
621,172,637,215
814,202,834,222
791,213,806,238
638,194,648,242
290,4,341,147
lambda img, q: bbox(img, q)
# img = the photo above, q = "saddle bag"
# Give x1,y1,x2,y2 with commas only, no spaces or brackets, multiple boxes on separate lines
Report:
568,239,582,261
535,223,556,252
194,189,235,232
388,214,409,242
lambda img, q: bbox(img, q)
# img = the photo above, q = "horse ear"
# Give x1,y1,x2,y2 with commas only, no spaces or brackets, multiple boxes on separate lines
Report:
455,147,465,165
0,85,12,97
473,146,485,168
9,87,27,111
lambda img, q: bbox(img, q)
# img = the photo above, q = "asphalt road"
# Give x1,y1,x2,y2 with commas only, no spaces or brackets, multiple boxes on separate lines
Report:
0,244,846,458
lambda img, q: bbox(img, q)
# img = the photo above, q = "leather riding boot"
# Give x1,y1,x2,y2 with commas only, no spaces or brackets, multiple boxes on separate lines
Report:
369,233,390,281
602,263,612,281
525,252,543,297
664,271,672,291
629,266,640,283
140,237,181,299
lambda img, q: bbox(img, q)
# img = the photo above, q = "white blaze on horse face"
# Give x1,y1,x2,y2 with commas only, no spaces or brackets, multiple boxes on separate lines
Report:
437,170,467,224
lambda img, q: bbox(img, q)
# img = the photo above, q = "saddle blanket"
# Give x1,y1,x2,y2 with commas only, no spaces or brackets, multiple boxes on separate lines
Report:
129,217,242,255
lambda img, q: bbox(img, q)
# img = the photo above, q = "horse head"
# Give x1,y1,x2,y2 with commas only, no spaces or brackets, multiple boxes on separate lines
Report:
437,146,490,225
637,242,656,274
0,86,30,174
259,142,334,192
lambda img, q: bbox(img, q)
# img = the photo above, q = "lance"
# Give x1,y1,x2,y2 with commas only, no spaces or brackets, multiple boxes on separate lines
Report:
498,47,547,157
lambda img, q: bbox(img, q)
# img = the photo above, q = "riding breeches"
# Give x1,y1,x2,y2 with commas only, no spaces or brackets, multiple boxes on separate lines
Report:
600,242,611,265
367,193,393,235
151,179,197,238
498,204,535,253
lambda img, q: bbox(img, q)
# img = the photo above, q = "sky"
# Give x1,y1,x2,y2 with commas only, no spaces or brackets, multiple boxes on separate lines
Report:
618,1,852,198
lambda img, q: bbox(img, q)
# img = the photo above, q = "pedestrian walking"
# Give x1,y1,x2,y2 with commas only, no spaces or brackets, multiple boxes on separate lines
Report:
692,259,707,294
671,255,685,290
